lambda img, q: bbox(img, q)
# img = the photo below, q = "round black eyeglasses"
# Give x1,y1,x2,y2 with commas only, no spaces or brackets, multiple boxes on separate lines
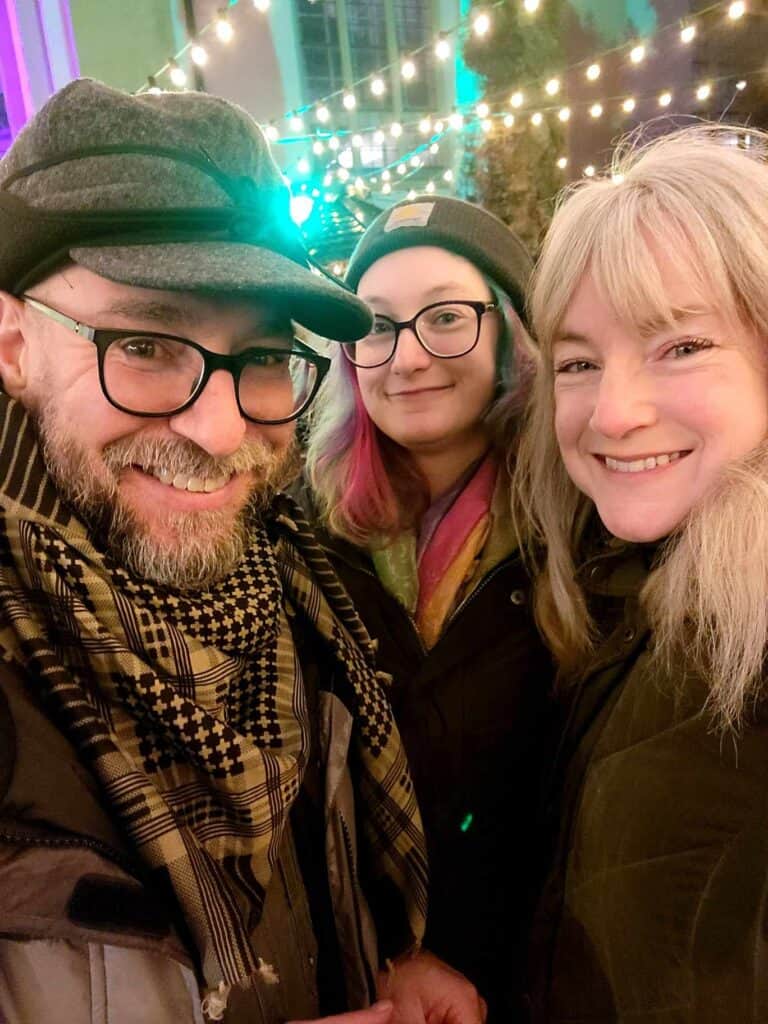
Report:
341,299,498,369
22,296,331,426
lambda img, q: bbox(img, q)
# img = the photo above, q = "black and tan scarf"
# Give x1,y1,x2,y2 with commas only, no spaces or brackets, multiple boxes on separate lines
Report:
0,394,426,997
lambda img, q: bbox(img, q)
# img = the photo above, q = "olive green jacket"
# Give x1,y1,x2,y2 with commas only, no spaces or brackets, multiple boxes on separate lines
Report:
532,542,768,1024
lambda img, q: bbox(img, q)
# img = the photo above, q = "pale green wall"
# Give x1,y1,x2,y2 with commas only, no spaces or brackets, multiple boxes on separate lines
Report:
70,0,183,94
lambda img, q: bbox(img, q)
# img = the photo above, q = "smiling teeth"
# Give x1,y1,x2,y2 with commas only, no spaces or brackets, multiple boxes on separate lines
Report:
605,452,681,473
146,466,229,493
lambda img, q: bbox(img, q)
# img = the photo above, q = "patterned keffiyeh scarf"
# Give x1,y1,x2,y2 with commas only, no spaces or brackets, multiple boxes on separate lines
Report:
0,394,426,999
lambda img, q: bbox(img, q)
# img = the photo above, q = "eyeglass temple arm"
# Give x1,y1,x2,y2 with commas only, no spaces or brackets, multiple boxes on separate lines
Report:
22,296,97,341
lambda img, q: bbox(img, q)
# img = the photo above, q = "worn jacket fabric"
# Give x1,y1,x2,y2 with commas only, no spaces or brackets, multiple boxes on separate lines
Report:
531,541,768,1024
304,498,557,1022
0,604,381,1023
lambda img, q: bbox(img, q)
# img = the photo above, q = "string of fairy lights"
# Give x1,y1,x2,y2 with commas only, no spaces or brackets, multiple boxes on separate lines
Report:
138,0,758,204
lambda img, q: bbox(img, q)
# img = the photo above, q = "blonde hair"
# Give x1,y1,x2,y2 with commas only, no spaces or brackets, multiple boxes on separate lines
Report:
516,123,768,728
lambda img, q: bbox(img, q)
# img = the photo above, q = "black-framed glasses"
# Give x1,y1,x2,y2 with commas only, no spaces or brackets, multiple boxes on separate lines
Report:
341,299,498,369
22,296,330,425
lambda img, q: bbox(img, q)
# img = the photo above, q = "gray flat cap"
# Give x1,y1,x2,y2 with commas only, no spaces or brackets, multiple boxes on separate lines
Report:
0,78,372,341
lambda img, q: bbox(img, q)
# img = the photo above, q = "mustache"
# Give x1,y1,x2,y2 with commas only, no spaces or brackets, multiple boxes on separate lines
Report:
101,435,279,480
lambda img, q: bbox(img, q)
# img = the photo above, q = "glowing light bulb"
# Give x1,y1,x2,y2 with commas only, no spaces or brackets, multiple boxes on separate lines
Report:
425,180,436,194
557,156,568,169
510,91,524,108
339,149,354,169
611,173,625,184
435,36,451,60
584,165,596,177
407,190,417,200
382,170,391,181
737,79,747,90
558,107,571,122
443,169,454,182
473,11,491,36
429,142,439,154
390,121,403,138
696,83,712,101
545,78,560,96
214,11,234,43
524,0,540,11
531,111,543,126
680,24,696,43
371,77,386,97
169,60,187,87
297,157,311,175
265,124,279,142
253,0,270,10
337,168,350,182
312,141,324,155
401,60,416,81
589,103,603,118
449,112,464,130
728,2,746,20
434,120,445,133
289,115,304,132
190,44,208,66
658,91,672,107
316,105,330,123
373,130,385,144
328,136,340,151
410,155,421,168
343,92,356,110
352,134,363,148
586,63,601,81
382,182,392,194
397,163,407,175
419,117,432,135
503,114,515,128
629,44,645,63
622,97,636,113
476,102,490,118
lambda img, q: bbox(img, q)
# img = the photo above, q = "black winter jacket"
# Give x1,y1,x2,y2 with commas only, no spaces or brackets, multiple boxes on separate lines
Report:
311,523,557,1022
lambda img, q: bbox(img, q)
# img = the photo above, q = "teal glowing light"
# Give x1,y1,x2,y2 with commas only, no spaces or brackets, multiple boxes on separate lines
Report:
290,194,315,226
460,812,474,833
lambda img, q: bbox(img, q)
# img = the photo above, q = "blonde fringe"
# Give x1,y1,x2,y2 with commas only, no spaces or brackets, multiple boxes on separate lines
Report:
644,442,768,731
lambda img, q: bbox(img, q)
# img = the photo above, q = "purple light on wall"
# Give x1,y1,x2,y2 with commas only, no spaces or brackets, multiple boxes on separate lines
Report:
0,0,79,156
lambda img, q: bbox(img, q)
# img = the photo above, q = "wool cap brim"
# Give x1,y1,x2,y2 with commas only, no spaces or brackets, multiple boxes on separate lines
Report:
70,240,372,342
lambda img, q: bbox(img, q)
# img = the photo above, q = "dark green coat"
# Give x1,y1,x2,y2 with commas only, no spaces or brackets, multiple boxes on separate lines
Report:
532,542,768,1024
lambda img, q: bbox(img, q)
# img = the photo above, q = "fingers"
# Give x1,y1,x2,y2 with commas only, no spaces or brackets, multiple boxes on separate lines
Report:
288,999,394,1024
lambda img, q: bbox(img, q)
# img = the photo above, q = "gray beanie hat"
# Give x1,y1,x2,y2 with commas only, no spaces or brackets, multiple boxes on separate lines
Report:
345,195,532,322
0,78,372,341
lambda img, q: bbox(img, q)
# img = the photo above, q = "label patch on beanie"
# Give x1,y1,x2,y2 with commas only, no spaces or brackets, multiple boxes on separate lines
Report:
384,202,435,232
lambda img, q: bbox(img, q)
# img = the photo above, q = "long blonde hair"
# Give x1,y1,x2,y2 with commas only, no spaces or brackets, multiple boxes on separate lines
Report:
517,123,768,727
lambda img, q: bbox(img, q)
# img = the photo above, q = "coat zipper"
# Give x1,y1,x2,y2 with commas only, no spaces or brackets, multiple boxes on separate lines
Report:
0,827,142,879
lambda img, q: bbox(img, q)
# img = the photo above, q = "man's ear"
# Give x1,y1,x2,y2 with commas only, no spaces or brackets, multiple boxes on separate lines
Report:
0,292,28,396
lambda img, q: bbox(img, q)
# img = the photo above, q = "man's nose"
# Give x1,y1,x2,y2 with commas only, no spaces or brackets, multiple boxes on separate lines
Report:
168,369,247,457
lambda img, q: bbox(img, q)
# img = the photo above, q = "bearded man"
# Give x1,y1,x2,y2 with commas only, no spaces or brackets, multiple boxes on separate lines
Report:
0,80,486,1024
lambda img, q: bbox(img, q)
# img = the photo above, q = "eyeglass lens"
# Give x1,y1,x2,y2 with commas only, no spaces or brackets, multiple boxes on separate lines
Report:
351,302,481,367
102,335,318,421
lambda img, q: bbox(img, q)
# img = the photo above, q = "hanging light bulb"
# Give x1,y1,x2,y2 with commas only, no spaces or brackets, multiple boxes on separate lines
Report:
473,11,491,36
397,163,407,175
524,0,540,11
584,165,596,177
696,83,712,101
339,149,355,169
509,91,524,108
390,121,403,138
622,96,636,113
401,59,416,81
434,119,445,133
425,180,436,194
370,76,386,97
449,111,464,130
419,117,432,135
586,63,601,81
382,169,391,181
557,156,568,169
289,114,304,132
265,124,279,142
168,59,187,88
481,118,493,133
558,107,571,122
658,91,672,107
476,101,490,118
382,182,392,195
589,103,603,118
316,105,330,123
214,9,234,42
530,111,543,126
629,44,645,63
410,155,421,168
429,142,439,154
736,79,747,90
503,113,515,128
435,34,451,60
407,190,417,200
190,43,208,66
443,169,454,182
373,130,386,144
351,133,363,148
296,157,311,175
680,24,696,43
253,0,270,10
312,140,325,155
328,135,340,151
337,168,350,182
545,78,560,96
728,2,746,20
343,92,356,110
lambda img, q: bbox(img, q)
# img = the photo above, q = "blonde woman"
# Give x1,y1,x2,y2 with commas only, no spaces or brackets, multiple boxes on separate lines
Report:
303,196,556,1022
519,124,768,1023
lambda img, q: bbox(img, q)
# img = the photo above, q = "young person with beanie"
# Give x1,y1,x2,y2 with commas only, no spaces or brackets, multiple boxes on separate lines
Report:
304,196,556,1021
0,80,487,1024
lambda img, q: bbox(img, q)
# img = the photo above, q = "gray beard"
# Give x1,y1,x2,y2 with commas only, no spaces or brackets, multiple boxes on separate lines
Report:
34,409,300,591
